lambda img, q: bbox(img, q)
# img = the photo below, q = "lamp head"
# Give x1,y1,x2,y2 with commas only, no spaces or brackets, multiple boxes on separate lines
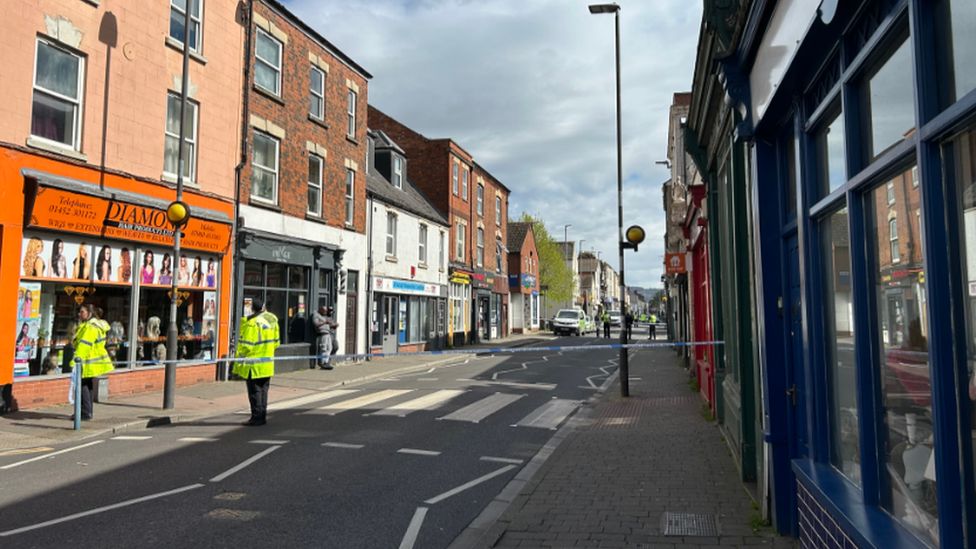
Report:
588,3,620,14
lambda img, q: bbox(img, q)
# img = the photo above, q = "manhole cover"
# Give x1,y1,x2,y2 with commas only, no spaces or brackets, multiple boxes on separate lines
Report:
660,512,720,536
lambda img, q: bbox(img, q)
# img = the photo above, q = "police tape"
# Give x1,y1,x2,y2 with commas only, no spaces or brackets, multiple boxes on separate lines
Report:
96,340,726,369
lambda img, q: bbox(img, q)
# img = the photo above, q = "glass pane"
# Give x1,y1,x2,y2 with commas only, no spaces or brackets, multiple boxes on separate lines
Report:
254,63,277,94
308,156,321,184
308,185,321,215
170,8,186,44
310,95,323,119
253,133,275,169
251,168,275,201
310,67,323,93
266,263,286,288
166,95,195,137
868,167,937,544
264,289,287,344
949,0,976,101
288,266,308,290
243,260,263,287
36,42,79,99
823,207,859,482
868,40,916,158
138,288,211,362
256,33,280,66
819,112,846,195
286,291,307,344
31,92,74,146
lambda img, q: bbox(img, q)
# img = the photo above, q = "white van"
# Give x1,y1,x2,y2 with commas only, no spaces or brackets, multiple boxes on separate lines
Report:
551,309,589,336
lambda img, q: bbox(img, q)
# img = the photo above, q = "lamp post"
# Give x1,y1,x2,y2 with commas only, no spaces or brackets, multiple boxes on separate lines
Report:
589,2,629,397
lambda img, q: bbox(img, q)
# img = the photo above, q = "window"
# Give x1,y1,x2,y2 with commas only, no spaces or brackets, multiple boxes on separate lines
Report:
309,66,325,120
456,222,465,261
163,92,198,184
452,162,459,195
169,0,202,52
477,184,484,216
911,166,919,188
945,0,976,103
495,196,502,225
450,283,468,333
31,39,84,150
865,38,915,158
251,131,278,203
439,231,445,270
419,224,428,264
242,261,309,345
462,168,469,200
307,155,322,216
392,156,403,189
495,239,502,273
886,181,896,205
254,29,282,96
889,217,900,263
346,90,357,138
386,212,397,257
476,228,484,267
818,110,847,196
345,168,355,225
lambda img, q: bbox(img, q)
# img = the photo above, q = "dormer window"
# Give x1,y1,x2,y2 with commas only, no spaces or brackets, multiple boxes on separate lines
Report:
392,155,403,189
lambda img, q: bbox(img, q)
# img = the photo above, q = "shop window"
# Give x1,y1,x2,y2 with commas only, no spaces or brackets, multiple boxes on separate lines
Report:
822,207,860,482
309,66,325,121
317,269,335,310
164,92,198,184
864,36,916,159
242,260,309,345
169,0,203,52
251,131,278,204
867,167,936,544
31,38,84,150
254,28,282,96
308,154,322,216
940,0,976,105
817,109,846,196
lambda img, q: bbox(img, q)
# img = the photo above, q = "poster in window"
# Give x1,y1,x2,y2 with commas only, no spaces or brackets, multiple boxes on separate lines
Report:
14,282,41,377
138,248,161,285
93,244,118,283
20,234,93,283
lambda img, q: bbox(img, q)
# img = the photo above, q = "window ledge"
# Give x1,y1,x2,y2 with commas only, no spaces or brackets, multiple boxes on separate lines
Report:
82,0,99,6
309,115,329,130
418,263,428,270
385,255,398,263
305,213,327,224
345,135,359,146
248,198,281,212
253,85,285,105
26,136,87,162
161,172,199,188
164,36,208,64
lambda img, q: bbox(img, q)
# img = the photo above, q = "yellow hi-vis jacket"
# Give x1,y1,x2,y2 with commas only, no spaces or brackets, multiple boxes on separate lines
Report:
234,311,280,379
73,318,115,378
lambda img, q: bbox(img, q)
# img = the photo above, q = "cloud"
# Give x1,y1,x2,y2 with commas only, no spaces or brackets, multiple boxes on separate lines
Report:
284,0,702,288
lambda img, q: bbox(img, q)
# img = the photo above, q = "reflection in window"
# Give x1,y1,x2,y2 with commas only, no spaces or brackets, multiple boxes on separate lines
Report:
868,167,937,545
818,112,846,195
823,207,859,482
948,0,976,102
867,39,915,158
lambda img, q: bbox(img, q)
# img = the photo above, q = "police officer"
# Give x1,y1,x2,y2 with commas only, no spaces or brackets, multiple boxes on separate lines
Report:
601,310,611,339
649,313,658,340
73,304,114,420
235,298,280,426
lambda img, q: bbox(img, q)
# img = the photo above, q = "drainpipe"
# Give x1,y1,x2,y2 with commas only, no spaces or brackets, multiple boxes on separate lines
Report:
365,192,374,358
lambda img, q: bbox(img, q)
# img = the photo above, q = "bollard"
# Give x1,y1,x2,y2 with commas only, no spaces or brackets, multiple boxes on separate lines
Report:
73,357,82,431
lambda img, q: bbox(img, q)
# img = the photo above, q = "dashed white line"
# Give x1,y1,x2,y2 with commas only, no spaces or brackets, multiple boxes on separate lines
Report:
397,448,441,457
480,456,524,465
398,507,429,549
210,446,281,482
424,465,516,505
249,439,290,445
322,442,364,450
111,436,153,441
178,437,219,443
0,440,104,470
266,389,359,411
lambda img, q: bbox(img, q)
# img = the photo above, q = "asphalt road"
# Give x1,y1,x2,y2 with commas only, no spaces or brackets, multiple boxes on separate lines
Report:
0,336,620,549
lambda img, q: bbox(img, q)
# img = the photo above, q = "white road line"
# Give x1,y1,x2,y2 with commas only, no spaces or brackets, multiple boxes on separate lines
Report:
397,448,441,457
584,366,615,389
322,442,364,449
178,437,219,443
266,389,359,411
416,378,439,382
424,465,516,505
515,399,581,430
0,440,104,470
398,507,428,549
438,393,525,423
0,484,204,537
485,381,556,391
249,439,289,445
310,389,413,415
210,446,281,482
111,436,152,441
369,390,465,417
480,456,524,465
426,367,436,373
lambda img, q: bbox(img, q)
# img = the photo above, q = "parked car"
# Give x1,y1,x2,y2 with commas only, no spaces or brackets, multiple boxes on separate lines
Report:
608,311,622,327
552,309,589,336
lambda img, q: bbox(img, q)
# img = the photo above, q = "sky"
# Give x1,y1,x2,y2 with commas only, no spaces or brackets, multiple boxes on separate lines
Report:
285,0,703,289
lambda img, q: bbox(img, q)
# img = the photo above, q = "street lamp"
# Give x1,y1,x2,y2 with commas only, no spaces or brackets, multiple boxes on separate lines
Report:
588,2,632,397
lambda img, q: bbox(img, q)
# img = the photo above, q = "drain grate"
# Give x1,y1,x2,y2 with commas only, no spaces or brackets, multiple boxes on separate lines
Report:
660,512,720,536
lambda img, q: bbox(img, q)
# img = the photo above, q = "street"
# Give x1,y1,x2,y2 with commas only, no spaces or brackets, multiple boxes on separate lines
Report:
0,337,618,548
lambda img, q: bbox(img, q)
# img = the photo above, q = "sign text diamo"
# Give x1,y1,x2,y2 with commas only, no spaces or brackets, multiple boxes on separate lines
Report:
105,202,170,229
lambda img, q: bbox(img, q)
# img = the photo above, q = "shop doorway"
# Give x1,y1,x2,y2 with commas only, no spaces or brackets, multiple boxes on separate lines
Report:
479,295,490,341
382,295,398,354
345,270,358,354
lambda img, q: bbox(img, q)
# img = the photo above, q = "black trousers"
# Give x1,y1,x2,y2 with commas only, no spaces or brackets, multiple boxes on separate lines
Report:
603,324,610,338
80,377,95,419
649,325,657,339
246,376,271,421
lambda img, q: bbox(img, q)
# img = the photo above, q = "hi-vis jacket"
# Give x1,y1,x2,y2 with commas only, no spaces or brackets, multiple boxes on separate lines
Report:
234,311,280,379
73,318,114,378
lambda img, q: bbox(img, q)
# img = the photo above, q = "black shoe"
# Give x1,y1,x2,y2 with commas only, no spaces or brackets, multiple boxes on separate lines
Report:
319,365,333,370
243,418,266,426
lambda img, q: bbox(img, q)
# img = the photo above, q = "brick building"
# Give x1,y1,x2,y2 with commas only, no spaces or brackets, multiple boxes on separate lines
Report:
236,0,371,365
507,222,540,333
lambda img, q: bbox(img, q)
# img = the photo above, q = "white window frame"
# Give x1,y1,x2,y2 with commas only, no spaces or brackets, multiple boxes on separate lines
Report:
452,162,459,195
254,28,282,96
889,217,900,263
31,38,85,151
495,196,502,225
346,89,357,138
477,228,484,267
456,221,466,261
169,0,204,53
911,166,919,188
393,155,403,189
439,231,445,270
345,168,355,226
251,131,279,204
386,211,398,257
462,168,469,200
307,154,323,216
309,66,325,121
419,223,428,264
163,91,199,185
886,181,895,205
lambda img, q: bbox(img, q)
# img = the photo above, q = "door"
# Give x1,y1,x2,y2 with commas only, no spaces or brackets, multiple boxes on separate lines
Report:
382,295,398,354
786,235,808,458
345,270,358,355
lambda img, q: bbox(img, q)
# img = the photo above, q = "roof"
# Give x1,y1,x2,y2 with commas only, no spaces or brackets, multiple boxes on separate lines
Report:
507,222,533,253
371,130,405,156
366,167,449,227
474,162,512,194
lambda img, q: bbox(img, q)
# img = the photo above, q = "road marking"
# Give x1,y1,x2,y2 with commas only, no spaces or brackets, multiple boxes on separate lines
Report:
584,366,615,389
0,440,104,470
397,448,441,457
515,399,580,430
438,393,525,423
310,389,412,415
369,390,465,417
111,435,152,441
480,456,524,465
0,447,53,457
424,465,516,505
178,437,219,443
322,442,364,450
249,439,289,445
267,389,359,411
210,446,281,482
426,367,436,373
416,377,439,381
398,507,428,549
485,381,556,391
0,484,204,537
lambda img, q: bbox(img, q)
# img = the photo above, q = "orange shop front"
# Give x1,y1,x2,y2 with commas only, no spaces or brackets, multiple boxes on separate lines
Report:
0,160,233,412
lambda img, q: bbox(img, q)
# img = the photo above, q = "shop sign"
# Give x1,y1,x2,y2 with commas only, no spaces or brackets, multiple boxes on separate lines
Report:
449,270,471,285
372,276,440,297
665,253,686,274
28,187,232,254
521,273,536,288
470,272,492,289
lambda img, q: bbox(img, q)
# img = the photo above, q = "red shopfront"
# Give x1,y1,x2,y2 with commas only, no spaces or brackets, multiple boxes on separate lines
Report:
686,186,715,412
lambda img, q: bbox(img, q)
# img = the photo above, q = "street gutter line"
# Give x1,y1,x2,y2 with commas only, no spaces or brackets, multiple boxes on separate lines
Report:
210,445,281,482
0,483,204,537
398,506,428,549
424,465,516,505
0,440,104,470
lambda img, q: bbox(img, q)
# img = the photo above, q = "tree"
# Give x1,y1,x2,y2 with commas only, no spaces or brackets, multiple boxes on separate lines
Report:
519,213,574,303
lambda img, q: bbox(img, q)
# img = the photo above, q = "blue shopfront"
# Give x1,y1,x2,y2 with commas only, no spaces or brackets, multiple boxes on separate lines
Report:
705,0,976,546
